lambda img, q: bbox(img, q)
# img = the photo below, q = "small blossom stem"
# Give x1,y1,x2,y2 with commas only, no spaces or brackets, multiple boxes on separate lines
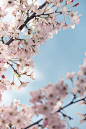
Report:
13,73,14,82
33,0,38,4
44,3,54,13
7,62,19,74
66,15,70,20
71,79,74,87
15,73,21,82
9,60,18,65
1,37,5,43
67,6,74,10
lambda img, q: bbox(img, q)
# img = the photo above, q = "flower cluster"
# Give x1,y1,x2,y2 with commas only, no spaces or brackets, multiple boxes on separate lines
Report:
0,101,35,129
0,0,85,129
0,0,82,94
71,57,86,97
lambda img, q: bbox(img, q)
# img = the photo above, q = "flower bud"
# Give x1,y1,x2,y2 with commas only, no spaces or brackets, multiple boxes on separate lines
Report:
2,75,5,79
71,0,74,2
73,3,79,7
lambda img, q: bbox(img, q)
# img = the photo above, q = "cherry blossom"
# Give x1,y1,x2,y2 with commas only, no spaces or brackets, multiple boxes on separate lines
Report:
2,0,15,9
0,64,7,76
65,0,74,5
0,0,84,129
66,72,76,80
77,100,86,106
0,7,7,19
62,7,68,16
76,113,86,124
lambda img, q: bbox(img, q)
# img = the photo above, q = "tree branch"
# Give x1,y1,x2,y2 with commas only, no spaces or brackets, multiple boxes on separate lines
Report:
23,96,86,129
24,118,43,129
7,62,19,74
55,96,86,113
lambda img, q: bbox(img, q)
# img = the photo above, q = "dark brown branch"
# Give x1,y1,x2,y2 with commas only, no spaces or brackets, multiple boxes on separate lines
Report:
15,38,26,41
24,119,43,129
37,11,62,16
60,111,73,120
7,62,19,74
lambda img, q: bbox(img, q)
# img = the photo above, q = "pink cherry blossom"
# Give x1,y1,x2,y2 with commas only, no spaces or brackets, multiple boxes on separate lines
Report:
30,89,44,104
76,113,86,124
13,113,28,128
66,71,76,80
77,100,86,106
2,0,15,9
62,23,71,30
3,102,18,121
0,64,7,76
62,7,68,16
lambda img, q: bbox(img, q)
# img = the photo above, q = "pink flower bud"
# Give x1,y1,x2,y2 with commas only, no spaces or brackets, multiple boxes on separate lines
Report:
71,0,74,2
73,3,79,7
2,75,5,79
17,41,21,45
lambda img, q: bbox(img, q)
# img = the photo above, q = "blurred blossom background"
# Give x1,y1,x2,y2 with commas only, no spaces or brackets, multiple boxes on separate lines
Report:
0,0,86,128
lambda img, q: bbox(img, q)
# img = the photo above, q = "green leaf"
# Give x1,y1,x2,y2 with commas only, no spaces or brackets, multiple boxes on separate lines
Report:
56,8,58,11
18,74,21,78
20,0,22,3
67,11,70,13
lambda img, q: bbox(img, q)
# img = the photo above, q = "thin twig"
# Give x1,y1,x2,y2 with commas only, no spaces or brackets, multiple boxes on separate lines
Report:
7,62,19,74
24,119,43,129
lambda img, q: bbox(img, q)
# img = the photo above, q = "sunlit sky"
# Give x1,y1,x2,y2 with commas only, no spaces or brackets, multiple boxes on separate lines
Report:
0,0,86,129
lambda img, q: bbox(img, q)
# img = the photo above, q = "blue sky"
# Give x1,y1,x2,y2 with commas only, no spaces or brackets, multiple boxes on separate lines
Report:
0,0,86,128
